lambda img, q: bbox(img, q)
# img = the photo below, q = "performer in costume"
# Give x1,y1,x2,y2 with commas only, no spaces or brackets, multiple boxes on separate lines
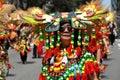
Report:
108,21,117,46
19,35,27,64
0,29,12,80
15,34,31,64
0,2,17,79
38,12,101,80
37,2,115,80
19,1,114,79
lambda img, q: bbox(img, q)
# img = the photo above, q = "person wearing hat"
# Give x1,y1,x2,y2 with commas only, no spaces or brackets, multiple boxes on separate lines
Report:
38,12,100,80
17,34,31,64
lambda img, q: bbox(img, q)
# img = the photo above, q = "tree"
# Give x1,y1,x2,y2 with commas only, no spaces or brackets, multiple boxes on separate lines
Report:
7,0,47,10
44,0,92,13
7,0,92,12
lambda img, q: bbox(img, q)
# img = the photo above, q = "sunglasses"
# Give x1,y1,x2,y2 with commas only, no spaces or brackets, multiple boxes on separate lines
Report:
60,26,72,32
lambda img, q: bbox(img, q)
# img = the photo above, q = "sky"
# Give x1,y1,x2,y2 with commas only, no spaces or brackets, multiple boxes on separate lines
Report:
102,0,111,10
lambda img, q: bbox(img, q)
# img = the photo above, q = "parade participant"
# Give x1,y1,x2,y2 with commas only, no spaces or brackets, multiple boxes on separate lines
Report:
0,50,7,80
4,38,10,51
19,1,114,79
38,12,100,80
26,32,38,59
32,28,44,58
19,35,27,64
108,21,117,46
0,31,10,80
99,24,111,58
17,34,31,64
32,33,38,58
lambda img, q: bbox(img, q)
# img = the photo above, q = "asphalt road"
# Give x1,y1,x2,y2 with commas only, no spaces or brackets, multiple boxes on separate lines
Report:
6,45,42,80
101,39,120,80
6,39,120,80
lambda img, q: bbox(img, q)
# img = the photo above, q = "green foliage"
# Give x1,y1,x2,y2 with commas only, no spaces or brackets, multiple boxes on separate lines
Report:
9,0,92,13
45,0,92,13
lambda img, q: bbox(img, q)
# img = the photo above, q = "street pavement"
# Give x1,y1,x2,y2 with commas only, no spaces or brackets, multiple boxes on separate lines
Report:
6,39,120,80
6,46,42,80
102,39,120,80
